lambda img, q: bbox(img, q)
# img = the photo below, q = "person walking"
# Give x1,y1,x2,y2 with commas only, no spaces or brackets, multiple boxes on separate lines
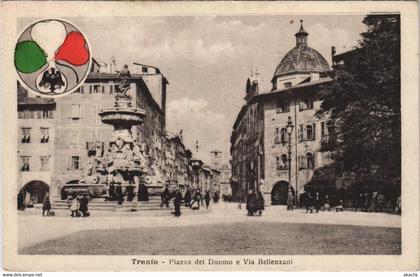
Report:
173,188,183,217
322,194,331,211
286,189,294,211
126,183,135,202
160,185,170,208
256,190,265,216
70,194,79,217
42,192,51,216
204,190,211,209
377,193,385,212
304,192,313,213
246,189,257,216
79,195,89,217
184,187,192,207
108,182,116,201
116,183,124,205
190,189,202,210
363,193,370,212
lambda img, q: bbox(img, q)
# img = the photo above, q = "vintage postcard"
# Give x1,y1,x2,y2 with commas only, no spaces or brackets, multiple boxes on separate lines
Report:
1,1,419,272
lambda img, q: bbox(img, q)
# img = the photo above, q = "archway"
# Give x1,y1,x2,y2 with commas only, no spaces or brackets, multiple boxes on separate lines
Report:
21,180,49,204
271,181,293,205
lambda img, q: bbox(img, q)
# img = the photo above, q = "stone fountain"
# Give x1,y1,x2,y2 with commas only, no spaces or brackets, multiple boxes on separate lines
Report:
81,72,150,202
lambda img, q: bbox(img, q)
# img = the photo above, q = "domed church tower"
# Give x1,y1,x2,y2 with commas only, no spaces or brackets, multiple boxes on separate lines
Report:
271,20,330,90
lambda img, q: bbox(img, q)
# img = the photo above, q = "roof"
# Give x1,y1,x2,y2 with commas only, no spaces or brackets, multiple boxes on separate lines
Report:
272,22,330,80
273,45,330,79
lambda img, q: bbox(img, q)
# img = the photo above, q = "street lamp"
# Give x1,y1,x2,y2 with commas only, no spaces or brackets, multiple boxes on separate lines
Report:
285,116,294,206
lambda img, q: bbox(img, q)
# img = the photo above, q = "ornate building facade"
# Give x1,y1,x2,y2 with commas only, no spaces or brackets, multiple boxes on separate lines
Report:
230,22,334,205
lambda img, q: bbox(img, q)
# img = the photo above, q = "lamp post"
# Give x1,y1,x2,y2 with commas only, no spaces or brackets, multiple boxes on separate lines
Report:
285,116,294,206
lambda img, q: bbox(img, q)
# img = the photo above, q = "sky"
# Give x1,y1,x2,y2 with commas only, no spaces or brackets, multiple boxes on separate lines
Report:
20,15,367,164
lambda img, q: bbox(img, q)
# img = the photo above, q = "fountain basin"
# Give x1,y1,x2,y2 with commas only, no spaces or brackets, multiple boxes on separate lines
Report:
99,107,146,126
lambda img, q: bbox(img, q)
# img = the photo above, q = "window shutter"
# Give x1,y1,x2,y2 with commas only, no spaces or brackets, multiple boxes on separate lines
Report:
313,123,316,140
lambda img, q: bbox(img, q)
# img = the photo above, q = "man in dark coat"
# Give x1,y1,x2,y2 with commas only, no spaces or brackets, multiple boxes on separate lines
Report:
204,190,211,209
256,191,265,216
173,188,183,217
42,192,51,216
190,189,202,210
160,185,170,208
126,183,135,202
246,190,257,216
116,183,124,205
184,187,192,207
304,192,313,213
79,195,89,217
108,182,116,201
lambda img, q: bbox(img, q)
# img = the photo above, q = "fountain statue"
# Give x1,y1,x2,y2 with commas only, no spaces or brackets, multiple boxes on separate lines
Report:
81,65,151,201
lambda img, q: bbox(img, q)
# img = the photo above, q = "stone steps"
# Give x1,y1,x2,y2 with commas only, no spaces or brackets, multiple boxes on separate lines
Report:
52,196,171,212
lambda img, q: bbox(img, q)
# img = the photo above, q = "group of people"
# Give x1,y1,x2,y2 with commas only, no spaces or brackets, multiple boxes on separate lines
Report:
66,191,90,217
245,189,265,216
106,182,147,204
160,185,215,217
300,190,400,214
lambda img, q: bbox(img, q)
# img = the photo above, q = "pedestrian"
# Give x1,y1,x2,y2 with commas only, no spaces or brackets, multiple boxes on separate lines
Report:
370,192,378,212
246,189,257,216
190,189,202,210
336,199,344,212
204,190,211,209
42,192,51,216
256,190,265,216
184,187,192,207
70,194,79,217
286,189,294,211
126,183,135,202
116,183,124,205
314,192,321,213
322,194,331,211
377,193,385,212
355,193,364,212
160,185,170,208
17,190,25,211
363,193,370,212
304,192,313,213
108,182,116,201
173,188,183,217
79,195,90,217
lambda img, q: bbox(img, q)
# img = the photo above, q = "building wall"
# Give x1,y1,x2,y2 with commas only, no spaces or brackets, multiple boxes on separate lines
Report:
262,89,333,204
17,110,55,193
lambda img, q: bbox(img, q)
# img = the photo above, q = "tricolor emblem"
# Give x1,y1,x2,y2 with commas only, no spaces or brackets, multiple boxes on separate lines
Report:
15,19,92,97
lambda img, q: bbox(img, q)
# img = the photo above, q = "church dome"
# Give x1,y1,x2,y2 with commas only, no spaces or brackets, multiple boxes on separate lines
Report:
273,21,330,79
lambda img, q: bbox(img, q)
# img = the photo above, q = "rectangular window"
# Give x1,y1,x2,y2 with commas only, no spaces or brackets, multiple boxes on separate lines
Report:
20,156,30,171
109,84,114,94
21,128,31,143
321,122,325,137
101,85,105,93
42,109,52,119
71,129,80,145
80,86,85,94
299,95,314,110
276,98,290,113
299,124,316,141
71,156,80,170
40,128,49,143
40,156,49,171
71,104,81,119
93,85,101,93
18,111,24,119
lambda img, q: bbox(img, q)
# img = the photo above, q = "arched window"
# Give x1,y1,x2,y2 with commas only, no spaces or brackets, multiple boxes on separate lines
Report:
306,152,314,169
